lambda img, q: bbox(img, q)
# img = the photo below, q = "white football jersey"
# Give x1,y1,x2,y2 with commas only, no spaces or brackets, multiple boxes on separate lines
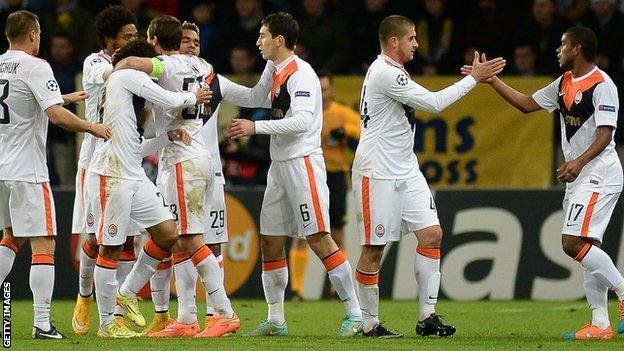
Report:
153,54,211,167
352,54,476,179
89,69,197,180
533,66,622,193
219,55,323,161
77,50,112,169
0,50,64,182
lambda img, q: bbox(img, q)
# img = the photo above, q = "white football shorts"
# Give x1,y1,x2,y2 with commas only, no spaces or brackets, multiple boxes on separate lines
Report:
561,188,620,243
0,180,57,237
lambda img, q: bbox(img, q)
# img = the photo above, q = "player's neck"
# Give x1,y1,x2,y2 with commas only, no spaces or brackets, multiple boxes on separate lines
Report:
381,50,404,66
8,43,35,56
159,49,179,56
272,50,294,66
571,60,595,78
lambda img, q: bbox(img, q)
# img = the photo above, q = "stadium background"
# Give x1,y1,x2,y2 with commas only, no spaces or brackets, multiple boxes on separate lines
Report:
2,0,624,301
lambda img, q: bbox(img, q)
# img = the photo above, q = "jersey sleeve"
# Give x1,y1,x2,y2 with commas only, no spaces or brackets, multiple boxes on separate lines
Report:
154,55,175,82
82,55,112,85
593,81,619,128
140,132,170,157
124,70,197,110
381,68,477,113
219,61,273,108
254,70,316,135
531,76,562,112
27,61,64,111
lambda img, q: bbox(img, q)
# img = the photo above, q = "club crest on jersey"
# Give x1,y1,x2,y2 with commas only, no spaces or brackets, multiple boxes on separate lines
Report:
271,108,285,119
86,214,95,228
46,80,58,91
108,224,118,237
375,224,385,238
574,89,582,104
396,74,409,86
274,86,281,98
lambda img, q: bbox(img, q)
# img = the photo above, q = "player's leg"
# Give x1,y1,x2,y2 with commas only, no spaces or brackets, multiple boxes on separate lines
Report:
0,228,25,283
561,191,624,339
288,237,308,299
202,184,228,322
327,170,348,297
205,243,223,315
29,235,62,339
172,250,197,327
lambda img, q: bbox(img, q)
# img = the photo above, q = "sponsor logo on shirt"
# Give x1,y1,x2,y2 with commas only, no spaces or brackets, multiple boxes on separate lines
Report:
598,105,616,112
294,91,310,97
590,179,599,185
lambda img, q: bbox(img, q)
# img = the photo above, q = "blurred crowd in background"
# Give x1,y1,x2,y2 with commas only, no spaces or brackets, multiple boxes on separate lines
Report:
1,0,624,186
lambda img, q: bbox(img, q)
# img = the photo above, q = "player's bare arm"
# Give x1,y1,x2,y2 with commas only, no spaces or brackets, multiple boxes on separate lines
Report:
114,56,154,73
45,104,111,140
62,90,89,105
556,125,614,183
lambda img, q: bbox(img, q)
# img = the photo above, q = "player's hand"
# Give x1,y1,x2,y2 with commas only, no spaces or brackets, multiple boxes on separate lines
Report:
227,118,255,139
194,87,212,104
62,91,89,104
89,123,111,140
556,159,585,183
469,51,506,83
167,128,191,146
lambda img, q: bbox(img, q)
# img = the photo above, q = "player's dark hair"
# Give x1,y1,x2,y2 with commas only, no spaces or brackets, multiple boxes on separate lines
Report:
379,15,414,47
5,10,39,42
317,69,333,84
148,15,182,51
261,12,299,50
112,39,157,66
94,6,137,49
565,26,597,62
181,21,199,35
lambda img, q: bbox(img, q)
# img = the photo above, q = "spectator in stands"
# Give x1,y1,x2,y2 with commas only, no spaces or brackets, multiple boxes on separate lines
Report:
48,32,81,186
516,0,570,75
191,2,219,66
298,0,349,73
42,0,96,59
583,0,624,75
144,0,179,16
511,44,538,76
121,0,152,37
0,0,34,52
349,0,392,73
558,0,589,23
463,0,512,60
229,44,257,80
414,0,454,75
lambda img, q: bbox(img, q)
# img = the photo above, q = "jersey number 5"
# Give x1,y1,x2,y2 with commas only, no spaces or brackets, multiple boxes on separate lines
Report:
0,79,10,124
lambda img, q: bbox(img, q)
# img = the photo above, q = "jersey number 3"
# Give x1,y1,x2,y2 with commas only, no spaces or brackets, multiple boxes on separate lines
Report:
0,79,10,124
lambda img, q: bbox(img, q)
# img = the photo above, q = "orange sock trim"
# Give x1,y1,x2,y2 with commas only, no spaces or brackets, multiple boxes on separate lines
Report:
322,250,347,271
32,253,54,265
417,247,441,259
120,249,137,261
157,258,173,270
96,255,118,269
81,240,98,259
574,243,592,262
172,252,190,264
190,245,212,266
0,238,19,254
355,269,379,285
262,258,287,271
143,239,170,261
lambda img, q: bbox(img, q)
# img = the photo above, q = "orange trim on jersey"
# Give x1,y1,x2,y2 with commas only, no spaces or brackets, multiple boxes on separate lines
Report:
157,258,173,270
204,72,216,85
81,240,98,259
362,177,372,245
32,253,54,265
355,270,379,285
0,238,19,254
143,239,170,261
303,156,326,233
322,250,347,271
42,183,54,236
172,252,190,264
175,163,188,235
96,255,118,269
97,175,107,245
560,70,605,111
417,247,441,260
574,243,592,262
581,192,600,237
270,59,298,100
120,250,137,261
262,258,287,271
190,245,212,266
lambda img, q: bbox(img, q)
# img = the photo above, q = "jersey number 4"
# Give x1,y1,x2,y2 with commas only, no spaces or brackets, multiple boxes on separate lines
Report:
0,79,10,124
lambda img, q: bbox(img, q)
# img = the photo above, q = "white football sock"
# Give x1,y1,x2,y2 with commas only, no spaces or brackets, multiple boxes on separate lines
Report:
323,250,361,319
174,254,198,324
94,256,118,328
192,246,233,318
30,254,54,331
355,269,380,333
415,247,441,321
262,259,288,325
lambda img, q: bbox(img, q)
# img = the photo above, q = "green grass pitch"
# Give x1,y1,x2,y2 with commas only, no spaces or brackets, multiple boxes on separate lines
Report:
5,299,624,350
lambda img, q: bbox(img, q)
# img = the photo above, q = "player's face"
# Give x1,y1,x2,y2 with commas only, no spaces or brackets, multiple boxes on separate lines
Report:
180,29,200,56
113,24,138,51
557,33,575,70
257,25,278,60
397,25,418,63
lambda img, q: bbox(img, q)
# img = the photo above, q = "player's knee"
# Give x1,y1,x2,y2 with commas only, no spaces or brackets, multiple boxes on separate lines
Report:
122,236,134,251
30,236,55,255
207,243,221,257
260,235,285,260
417,226,443,248
561,235,586,258
86,234,98,249
98,244,122,260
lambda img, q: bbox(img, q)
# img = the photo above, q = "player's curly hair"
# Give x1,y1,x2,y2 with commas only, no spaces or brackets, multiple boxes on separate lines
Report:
95,6,137,49
112,40,157,67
